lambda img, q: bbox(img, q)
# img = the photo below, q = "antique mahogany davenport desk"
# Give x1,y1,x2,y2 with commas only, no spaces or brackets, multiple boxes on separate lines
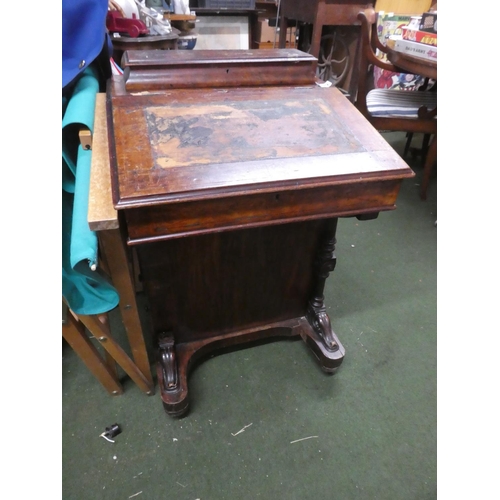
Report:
107,49,414,417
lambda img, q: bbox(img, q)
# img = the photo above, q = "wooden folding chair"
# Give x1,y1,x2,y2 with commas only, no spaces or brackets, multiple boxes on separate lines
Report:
62,301,153,395
63,93,155,396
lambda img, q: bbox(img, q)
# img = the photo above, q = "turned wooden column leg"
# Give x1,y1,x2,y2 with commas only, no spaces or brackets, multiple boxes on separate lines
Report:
307,218,339,351
302,218,345,372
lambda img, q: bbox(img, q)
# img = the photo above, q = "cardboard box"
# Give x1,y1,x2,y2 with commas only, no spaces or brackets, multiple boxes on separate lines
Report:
255,19,296,44
401,26,437,46
259,19,279,43
257,41,296,49
419,12,437,33
394,38,437,62
377,13,412,45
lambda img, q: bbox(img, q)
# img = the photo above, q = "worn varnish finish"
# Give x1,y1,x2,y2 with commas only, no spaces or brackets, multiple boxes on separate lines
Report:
122,49,318,91
107,49,414,417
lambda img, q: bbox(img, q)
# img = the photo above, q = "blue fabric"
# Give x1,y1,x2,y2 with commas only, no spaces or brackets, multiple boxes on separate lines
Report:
62,0,110,88
62,67,119,315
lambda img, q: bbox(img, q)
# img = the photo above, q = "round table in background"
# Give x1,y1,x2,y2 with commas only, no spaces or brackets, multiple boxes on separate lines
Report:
111,32,179,67
385,47,437,81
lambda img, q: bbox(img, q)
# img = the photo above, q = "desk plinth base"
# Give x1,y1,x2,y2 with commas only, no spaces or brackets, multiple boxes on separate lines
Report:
138,218,344,418
157,317,345,417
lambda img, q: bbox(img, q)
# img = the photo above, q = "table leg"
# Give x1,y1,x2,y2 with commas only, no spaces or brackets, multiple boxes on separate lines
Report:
420,134,437,200
310,21,323,58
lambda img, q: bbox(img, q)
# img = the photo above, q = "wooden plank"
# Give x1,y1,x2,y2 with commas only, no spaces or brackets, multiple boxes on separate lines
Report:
78,313,154,395
62,310,123,395
164,13,197,21
88,94,118,231
375,0,431,14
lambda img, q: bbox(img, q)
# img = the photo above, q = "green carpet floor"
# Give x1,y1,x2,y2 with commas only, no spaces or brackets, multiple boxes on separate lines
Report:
62,131,437,499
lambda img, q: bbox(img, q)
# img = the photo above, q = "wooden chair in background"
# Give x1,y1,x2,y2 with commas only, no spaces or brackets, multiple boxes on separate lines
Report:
277,0,375,100
354,10,437,199
277,0,374,59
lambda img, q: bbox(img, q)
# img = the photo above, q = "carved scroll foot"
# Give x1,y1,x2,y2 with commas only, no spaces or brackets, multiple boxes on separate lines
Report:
157,333,189,417
298,317,345,373
307,301,338,352
159,334,178,391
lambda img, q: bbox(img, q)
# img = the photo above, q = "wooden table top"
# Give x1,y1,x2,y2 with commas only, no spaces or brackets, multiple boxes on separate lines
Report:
110,32,179,52
386,47,437,80
112,32,179,43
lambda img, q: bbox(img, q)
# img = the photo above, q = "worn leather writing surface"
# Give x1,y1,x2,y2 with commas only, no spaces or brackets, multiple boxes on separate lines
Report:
144,96,359,168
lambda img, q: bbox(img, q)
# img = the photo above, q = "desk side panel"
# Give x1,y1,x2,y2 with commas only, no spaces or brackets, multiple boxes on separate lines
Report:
136,219,327,342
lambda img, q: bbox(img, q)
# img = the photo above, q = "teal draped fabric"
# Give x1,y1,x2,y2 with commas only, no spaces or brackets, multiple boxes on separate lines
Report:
62,67,119,315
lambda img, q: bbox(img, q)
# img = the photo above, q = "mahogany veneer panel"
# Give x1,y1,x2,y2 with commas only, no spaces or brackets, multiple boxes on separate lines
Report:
122,49,317,91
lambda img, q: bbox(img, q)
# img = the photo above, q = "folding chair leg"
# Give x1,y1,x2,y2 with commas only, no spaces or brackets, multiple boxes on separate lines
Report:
77,313,154,395
62,311,123,395
99,228,154,389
